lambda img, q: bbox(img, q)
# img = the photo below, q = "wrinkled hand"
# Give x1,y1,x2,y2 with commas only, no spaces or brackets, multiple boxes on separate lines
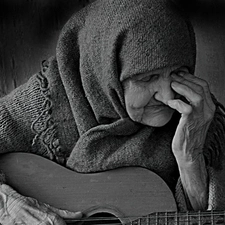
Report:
167,71,215,165
0,184,82,225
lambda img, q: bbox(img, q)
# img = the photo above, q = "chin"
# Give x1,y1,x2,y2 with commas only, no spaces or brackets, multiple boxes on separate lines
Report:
143,110,174,127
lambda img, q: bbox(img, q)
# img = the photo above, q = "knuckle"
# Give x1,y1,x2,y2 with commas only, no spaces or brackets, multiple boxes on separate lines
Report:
61,209,70,215
26,196,38,204
201,80,209,88
185,105,192,114
43,202,52,210
206,114,213,122
52,214,64,225
196,85,204,93
205,109,215,121
210,103,216,113
45,212,60,223
194,94,203,104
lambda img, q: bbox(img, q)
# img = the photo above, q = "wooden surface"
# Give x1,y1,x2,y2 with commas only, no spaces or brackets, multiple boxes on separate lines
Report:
0,0,225,105
0,0,94,96
1,153,225,224
0,153,177,224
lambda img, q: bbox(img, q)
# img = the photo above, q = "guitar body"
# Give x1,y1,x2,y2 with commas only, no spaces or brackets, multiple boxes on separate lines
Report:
0,153,177,224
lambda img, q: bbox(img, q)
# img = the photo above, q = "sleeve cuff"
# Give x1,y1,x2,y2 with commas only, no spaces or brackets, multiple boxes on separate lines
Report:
0,171,6,184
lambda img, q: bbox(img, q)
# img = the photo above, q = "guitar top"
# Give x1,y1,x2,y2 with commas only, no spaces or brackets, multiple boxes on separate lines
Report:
0,153,225,224
0,153,176,223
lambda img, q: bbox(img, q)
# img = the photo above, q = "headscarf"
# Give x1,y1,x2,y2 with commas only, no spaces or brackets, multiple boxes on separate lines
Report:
56,0,198,190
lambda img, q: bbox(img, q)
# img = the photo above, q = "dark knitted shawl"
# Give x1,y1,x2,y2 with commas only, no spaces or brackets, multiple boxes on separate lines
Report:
56,0,225,193
55,0,199,191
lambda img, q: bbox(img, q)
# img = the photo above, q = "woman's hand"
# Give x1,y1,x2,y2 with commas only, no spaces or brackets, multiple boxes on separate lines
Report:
0,184,82,225
167,71,215,210
167,71,215,165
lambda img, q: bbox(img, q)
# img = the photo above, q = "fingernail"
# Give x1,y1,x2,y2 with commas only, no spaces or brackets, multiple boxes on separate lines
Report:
171,73,178,78
75,211,83,218
178,71,185,76
171,81,178,87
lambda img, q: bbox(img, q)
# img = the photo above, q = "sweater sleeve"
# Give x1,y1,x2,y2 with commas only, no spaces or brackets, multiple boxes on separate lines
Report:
0,76,45,153
0,69,47,184
0,57,79,184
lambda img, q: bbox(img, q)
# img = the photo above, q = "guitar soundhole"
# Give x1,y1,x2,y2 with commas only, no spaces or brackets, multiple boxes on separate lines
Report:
81,212,122,225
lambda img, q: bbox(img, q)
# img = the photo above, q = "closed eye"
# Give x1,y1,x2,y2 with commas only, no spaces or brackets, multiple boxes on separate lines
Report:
173,66,189,75
139,74,159,82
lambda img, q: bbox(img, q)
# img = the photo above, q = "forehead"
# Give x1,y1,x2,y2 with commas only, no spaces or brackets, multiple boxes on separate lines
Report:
122,65,189,87
137,65,187,77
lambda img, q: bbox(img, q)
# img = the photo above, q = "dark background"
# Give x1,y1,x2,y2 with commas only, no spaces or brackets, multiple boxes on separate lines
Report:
0,0,225,105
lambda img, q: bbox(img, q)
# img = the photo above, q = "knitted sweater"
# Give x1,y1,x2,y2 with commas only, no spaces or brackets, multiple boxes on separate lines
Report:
1,0,225,211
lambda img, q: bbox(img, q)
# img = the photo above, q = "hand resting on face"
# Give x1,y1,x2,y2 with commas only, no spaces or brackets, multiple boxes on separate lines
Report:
123,66,215,210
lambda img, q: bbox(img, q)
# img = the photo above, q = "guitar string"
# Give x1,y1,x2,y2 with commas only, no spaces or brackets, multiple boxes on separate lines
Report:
65,211,225,221
65,219,224,223
65,214,225,223
66,223,222,225
66,222,223,225
65,220,224,225
66,223,122,225
66,223,124,225
65,219,224,225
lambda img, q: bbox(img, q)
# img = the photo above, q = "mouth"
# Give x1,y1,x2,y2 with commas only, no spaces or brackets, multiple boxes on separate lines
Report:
145,104,174,111
179,96,190,104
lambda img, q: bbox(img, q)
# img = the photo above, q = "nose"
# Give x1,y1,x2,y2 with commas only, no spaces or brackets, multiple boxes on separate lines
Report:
154,76,175,105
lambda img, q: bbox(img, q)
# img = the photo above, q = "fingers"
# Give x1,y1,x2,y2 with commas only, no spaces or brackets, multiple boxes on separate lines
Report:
168,99,192,115
169,71,215,125
0,185,82,225
40,213,66,225
172,73,205,95
1,184,21,197
40,204,82,225
171,72,215,111
171,81,203,109
48,205,82,220
26,198,82,224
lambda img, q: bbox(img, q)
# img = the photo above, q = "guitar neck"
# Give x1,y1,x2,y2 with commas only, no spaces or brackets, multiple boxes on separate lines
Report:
65,210,225,224
130,210,225,225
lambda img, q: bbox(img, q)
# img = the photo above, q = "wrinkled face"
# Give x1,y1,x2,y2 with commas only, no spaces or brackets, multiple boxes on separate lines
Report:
123,65,189,127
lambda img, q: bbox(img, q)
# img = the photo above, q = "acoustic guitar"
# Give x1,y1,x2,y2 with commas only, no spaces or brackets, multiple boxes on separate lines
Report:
0,153,224,224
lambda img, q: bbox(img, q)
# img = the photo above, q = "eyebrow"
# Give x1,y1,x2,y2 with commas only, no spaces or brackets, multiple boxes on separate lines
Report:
132,72,157,80
130,66,189,80
172,66,189,73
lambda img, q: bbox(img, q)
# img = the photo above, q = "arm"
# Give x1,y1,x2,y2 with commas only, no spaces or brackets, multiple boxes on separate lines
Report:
0,72,46,154
175,107,225,211
0,69,47,184
0,184,82,224
0,58,82,224
177,154,208,210
168,71,216,211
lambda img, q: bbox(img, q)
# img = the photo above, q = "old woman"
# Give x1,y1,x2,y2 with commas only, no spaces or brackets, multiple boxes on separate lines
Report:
0,0,225,224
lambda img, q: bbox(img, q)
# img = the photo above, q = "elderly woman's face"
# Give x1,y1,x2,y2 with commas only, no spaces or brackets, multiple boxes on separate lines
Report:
123,65,189,127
